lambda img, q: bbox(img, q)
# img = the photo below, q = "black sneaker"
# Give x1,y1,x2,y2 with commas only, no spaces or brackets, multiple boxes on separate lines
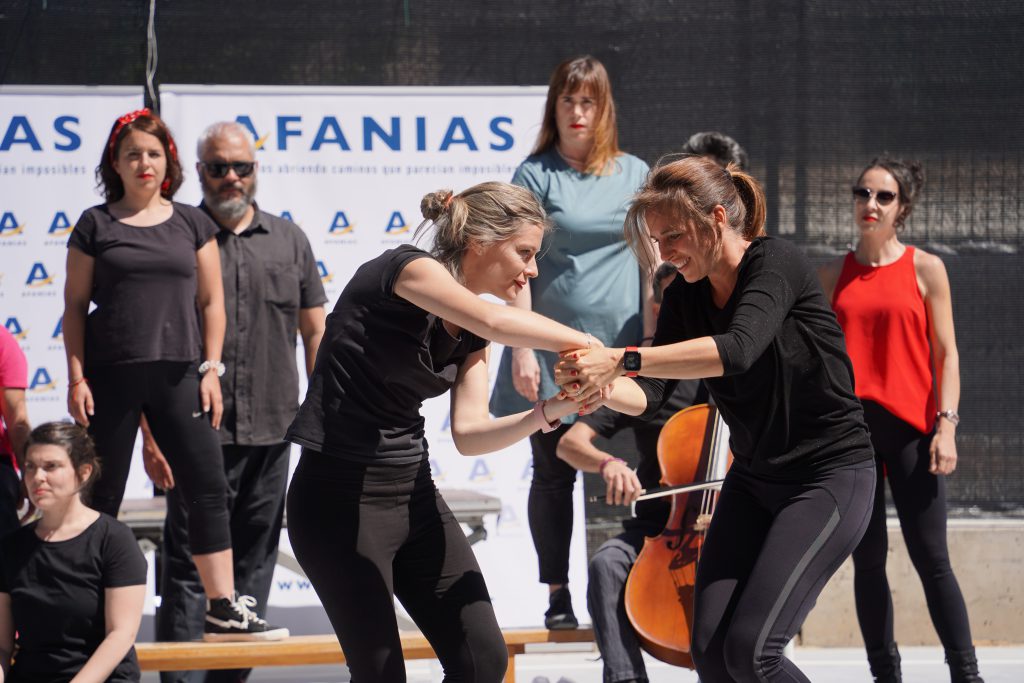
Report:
204,593,290,642
544,586,578,630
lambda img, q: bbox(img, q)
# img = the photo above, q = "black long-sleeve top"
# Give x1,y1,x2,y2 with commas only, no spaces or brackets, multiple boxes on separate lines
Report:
637,236,873,481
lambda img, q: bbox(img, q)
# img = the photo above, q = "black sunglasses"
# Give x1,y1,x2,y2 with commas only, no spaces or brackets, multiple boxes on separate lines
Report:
201,161,255,179
852,186,898,205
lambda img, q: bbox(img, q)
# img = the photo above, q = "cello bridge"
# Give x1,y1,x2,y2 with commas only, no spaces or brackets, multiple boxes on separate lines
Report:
693,514,712,532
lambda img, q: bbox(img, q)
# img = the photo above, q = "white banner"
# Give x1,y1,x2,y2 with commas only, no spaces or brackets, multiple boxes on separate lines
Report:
159,85,590,628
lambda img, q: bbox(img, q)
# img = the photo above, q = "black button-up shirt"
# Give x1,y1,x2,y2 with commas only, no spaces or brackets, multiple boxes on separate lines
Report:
205,203,328,446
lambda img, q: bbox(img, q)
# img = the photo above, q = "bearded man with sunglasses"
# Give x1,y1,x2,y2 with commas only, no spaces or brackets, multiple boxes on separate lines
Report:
144,121,327,683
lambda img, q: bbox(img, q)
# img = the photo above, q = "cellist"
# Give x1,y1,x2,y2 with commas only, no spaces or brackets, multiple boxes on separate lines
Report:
556,156,876,683
556,262,705,683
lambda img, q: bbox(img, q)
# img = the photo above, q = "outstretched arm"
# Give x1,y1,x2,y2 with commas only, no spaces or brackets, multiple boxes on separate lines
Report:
394,257,594,353
558,259,798,402
448,347,602,456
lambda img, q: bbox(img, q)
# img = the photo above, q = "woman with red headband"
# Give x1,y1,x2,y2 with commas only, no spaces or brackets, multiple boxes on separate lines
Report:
62,109,286,641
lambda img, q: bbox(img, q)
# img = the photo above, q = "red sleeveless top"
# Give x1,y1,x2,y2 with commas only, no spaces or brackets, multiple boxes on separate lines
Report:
832,247,936,433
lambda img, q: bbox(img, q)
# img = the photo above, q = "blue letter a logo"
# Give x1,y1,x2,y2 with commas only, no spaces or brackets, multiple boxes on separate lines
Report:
385,211,409,234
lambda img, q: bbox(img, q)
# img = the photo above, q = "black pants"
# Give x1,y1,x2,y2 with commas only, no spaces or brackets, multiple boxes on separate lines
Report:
691,460,875,682
853,401,975,652
157,442,291,683
527,424,575,585
87,361,230,554
286,449,507,683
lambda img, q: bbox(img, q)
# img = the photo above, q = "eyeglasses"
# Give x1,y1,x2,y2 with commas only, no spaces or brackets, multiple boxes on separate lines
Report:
851,186,898,205
201,161,255,178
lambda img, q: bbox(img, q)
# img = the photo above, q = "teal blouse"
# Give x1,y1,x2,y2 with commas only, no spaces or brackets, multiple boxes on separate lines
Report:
489,148,650,420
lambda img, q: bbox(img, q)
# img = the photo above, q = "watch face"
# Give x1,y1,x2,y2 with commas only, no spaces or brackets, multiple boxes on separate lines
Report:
623,351,641,372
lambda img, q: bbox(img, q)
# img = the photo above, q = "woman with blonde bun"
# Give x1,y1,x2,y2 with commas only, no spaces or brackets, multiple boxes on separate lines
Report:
285,181,605,682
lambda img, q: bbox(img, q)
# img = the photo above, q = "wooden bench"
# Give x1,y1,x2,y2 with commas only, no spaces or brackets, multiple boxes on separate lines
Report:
136,628,595,682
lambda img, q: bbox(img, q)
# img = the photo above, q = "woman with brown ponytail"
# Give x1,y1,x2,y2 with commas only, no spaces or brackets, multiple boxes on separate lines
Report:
284,181,606,682
556,156,876,682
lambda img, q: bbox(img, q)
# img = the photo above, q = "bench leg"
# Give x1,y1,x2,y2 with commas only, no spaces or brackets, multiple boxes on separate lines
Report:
504,646,515,682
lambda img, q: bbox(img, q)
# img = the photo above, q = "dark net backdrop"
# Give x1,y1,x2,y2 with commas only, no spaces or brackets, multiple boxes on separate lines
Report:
3,0,1022,515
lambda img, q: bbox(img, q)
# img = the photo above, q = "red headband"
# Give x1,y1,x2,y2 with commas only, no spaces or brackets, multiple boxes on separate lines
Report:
108,108,150,162
107,108,179,166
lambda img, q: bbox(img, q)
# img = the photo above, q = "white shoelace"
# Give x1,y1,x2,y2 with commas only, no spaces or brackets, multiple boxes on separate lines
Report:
232,594,266,626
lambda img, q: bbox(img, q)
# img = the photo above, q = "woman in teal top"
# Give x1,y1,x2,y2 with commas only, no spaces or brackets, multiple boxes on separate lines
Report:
489,55,650,628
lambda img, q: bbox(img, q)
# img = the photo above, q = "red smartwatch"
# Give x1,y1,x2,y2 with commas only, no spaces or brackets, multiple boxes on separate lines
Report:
623,346,641,378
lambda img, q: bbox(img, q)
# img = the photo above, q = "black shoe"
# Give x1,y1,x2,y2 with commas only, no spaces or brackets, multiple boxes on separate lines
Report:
867,642,902,682
204,593,290,642
946,647,984,683
544,586,578,630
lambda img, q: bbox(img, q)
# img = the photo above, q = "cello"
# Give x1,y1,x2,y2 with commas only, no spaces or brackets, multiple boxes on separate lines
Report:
622,402,731,668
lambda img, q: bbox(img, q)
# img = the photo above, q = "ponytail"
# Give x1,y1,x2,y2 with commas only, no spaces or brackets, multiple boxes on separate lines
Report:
728,165,767,239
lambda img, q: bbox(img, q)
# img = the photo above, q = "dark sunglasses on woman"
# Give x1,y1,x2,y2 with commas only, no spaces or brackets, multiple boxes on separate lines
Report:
201,161,256,178
852,186,898,205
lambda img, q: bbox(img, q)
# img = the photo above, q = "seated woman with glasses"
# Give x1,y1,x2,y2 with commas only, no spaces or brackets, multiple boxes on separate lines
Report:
1,422,147,682
818,157,983,683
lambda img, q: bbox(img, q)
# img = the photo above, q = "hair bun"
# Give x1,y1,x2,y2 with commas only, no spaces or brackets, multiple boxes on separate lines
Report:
908,161,925,194
421,190,454,221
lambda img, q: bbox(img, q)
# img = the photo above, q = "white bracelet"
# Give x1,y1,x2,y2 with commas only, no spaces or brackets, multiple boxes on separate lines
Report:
534,400,560,433
936,409,960,426
198,360,226,377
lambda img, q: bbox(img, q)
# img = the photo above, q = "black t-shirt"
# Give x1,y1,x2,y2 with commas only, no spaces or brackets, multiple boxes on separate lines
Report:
67,203,218,366
0,513,148,682
580,380,704,535
286,245,489,464
637,236,873,480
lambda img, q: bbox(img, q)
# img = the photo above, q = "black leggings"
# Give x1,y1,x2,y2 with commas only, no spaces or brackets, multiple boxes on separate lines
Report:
853,400,975,652
691,460,875,682
526,424,575,585
286,449,507,683
86,361,230,554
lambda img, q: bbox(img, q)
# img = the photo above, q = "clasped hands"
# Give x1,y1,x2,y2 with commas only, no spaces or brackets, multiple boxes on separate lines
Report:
553,345,625,413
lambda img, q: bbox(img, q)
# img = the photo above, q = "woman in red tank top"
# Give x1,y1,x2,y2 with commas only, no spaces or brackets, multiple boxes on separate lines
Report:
819,158,982,683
